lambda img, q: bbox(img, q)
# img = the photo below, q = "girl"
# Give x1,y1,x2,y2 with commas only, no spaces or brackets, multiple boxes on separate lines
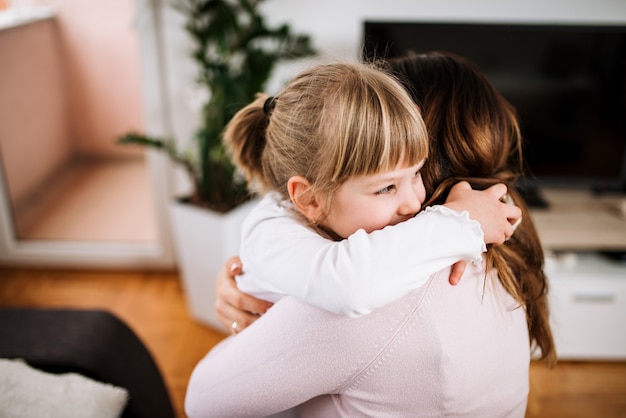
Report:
222,61,519,322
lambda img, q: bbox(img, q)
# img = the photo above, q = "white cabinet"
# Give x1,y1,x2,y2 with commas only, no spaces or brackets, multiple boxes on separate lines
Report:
529,189,626,359
546,253,626,360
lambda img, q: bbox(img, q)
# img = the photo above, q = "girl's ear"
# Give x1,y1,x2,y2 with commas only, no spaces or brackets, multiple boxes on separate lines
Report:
287,176,324,224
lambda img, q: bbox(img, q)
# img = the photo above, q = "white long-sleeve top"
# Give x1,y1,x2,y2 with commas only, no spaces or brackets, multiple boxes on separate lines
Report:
185,263,531,418
236,192,486,317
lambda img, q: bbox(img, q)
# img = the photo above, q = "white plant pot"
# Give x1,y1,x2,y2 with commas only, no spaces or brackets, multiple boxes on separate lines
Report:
169,198,257,331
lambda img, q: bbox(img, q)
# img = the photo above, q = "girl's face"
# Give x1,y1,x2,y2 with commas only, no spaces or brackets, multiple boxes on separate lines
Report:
319,161,426,239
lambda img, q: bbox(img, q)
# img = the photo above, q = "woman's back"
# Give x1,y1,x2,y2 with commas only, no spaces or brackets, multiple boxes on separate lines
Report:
297,264,529,417
186,263,529,417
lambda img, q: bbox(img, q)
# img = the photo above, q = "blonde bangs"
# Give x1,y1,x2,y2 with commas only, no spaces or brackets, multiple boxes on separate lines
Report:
319,65,429,184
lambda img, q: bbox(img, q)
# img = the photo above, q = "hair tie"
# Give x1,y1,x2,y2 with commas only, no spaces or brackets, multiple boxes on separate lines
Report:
263,96,277,116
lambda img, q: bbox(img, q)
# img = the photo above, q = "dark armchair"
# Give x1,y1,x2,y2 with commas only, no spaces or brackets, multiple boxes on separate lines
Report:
0,307,176,418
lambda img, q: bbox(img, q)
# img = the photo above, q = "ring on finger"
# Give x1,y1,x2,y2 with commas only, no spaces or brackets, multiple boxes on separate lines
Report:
231,321,239,334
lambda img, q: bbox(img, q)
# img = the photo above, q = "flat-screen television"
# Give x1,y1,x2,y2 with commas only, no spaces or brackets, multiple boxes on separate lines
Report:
362,21,626,203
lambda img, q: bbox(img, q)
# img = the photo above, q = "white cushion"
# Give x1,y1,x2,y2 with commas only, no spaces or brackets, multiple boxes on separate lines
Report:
0,358,128,418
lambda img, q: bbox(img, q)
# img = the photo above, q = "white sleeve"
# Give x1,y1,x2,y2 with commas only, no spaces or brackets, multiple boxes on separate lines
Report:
237,194,486,317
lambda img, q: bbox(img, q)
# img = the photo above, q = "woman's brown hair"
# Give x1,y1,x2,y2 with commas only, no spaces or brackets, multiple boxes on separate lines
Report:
387,51,556,366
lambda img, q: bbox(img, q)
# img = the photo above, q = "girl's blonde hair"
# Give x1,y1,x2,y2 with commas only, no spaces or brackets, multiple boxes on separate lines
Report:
223,62,428,207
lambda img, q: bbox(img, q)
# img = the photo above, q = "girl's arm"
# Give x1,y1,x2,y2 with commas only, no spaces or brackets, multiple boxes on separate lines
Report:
238,193,485,317
216,259,468,332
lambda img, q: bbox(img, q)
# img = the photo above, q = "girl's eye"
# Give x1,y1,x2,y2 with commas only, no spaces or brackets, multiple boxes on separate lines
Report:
376,185,394,195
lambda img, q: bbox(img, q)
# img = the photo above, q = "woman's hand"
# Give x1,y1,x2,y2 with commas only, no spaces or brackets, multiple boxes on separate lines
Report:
215,256,273,334
444,182,521,245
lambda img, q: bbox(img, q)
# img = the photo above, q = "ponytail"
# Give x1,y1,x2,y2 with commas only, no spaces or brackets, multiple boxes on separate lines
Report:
223,94,272,192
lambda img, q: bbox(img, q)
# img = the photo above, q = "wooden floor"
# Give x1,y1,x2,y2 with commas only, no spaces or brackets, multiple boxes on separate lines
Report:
1,268,625,418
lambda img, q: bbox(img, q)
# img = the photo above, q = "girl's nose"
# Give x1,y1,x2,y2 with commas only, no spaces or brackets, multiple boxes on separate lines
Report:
398,187,422,216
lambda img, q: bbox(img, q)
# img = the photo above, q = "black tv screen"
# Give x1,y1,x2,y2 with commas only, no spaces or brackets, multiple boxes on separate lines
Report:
363,21,626,194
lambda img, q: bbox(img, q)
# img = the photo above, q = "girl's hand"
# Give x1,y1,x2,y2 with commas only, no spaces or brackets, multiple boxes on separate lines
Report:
215,256,273,334
444,182,521,245
449,260,468,285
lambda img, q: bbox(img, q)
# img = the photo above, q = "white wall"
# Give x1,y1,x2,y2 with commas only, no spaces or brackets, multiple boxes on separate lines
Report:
156,0,626,197
262,0,626,89
261,0,626,60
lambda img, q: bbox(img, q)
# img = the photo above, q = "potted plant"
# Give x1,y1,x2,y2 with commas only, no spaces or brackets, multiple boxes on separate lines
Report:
118,0,315,330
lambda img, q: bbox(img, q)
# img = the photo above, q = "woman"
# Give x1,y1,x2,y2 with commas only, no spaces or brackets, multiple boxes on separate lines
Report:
186,52,555,417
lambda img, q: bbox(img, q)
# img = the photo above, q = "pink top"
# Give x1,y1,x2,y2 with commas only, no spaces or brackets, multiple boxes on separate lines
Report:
185,262,530,418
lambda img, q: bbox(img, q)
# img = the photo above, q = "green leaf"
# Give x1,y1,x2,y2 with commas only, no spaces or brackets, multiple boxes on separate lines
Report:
117,0,316,212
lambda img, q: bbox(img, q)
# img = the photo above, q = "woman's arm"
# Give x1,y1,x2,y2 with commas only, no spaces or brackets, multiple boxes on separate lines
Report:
186,298,357,418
